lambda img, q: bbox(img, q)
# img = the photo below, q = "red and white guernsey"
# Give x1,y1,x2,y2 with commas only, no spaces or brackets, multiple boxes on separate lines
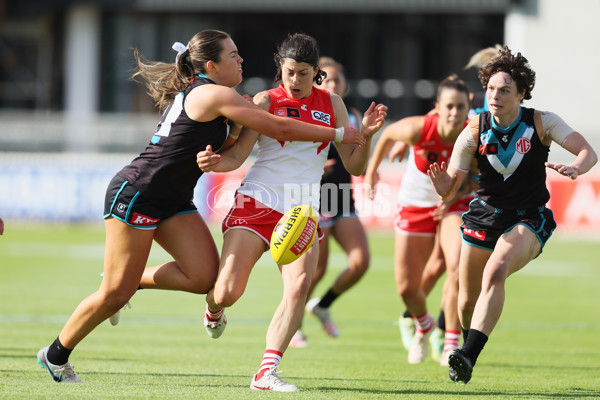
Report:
238,84,335,213
397,113,468,207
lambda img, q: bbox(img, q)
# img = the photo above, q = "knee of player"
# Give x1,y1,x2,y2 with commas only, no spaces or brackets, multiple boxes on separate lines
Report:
188,267,219,294
482,263,510,289
397,282,420,299
212,285,244,308
285,274,313,299
190,277,216,295
100,288,133,313
353,256,370,275
445,268,460,287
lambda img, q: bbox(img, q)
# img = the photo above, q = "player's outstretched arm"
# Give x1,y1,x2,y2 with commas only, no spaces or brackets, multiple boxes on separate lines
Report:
336,100,388,176
198,86,364,146
545,132,597,180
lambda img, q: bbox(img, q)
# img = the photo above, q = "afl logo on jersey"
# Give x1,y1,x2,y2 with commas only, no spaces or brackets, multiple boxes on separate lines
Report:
515,137,531,154
311,110,331,125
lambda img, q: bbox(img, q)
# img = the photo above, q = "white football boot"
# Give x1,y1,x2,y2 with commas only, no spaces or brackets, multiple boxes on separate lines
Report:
250,366,299,392
37,346,82,383
306,297,340,338
408,320,437,364
109,301,131,326
398,315,416,350
289,329,309,348
204,312,227,339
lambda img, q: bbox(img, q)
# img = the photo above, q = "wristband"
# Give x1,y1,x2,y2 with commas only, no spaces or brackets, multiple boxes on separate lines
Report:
228,134,239,140
334,127,345,143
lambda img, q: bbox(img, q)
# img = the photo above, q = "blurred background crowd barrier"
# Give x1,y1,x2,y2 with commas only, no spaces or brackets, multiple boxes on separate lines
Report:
2,155,598,232
1,0,599,232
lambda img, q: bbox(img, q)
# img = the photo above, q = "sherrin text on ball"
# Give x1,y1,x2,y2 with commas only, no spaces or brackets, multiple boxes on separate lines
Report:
270,205,318,265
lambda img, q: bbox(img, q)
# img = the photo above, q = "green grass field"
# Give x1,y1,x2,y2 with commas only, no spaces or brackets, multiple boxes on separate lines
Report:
0,223,599,399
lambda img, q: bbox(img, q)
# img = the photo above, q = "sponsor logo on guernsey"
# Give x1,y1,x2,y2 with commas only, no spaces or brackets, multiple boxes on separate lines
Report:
311,110,331,125
515,137,531,154
462,227,487,240
130,212,160,225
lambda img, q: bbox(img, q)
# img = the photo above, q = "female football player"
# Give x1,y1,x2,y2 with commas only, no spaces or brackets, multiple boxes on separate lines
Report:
197,33,386,391
36,29,364,383
365,74,473,366
428,46,597,383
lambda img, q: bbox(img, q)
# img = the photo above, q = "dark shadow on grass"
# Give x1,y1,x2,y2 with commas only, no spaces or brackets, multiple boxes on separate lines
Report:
33,370,598,398
311,385,600,398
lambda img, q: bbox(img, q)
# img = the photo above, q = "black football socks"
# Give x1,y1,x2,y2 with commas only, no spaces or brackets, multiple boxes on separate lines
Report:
46,336,73,365
461,329,488,366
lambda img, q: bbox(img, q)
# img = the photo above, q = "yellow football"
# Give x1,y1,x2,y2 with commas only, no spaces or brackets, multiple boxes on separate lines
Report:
270,205,319,265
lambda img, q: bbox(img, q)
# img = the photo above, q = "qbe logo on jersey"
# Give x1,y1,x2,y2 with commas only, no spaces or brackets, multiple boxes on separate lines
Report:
311,110,331,125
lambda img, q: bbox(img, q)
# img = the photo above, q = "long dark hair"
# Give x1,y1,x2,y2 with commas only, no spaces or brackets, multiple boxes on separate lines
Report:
274,33,326,85
132,30,231,111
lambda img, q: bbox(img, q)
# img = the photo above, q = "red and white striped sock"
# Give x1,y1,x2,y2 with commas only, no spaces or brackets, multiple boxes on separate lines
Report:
255,350,283,381
205,304,224,322
443,330,461,353
413,313,433,334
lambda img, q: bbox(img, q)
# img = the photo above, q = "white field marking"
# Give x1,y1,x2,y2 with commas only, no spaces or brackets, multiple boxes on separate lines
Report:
2,315,599,331
2,239,596,276
0,315,271,325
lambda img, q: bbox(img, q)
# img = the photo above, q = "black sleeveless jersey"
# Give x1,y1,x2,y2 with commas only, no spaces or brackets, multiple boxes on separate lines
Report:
321,144,351,187
475,107,550,209
118,76,228,206
319,143,355,214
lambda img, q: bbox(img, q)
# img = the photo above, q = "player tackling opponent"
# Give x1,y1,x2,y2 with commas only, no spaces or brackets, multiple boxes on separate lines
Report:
36,30,365,383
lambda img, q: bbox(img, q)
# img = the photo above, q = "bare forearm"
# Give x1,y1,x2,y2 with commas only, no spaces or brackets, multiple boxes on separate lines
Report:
344,136,374,176
571,146,598,175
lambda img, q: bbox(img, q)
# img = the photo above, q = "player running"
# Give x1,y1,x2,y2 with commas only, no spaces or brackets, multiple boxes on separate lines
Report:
428,46,597,383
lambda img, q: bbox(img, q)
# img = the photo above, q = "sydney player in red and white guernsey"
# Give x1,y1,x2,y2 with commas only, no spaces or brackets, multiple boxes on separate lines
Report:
197,33,387,392
364,75,473,367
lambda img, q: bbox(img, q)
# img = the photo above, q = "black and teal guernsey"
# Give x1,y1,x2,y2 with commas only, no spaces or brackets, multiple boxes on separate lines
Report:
475,107,550,209
117,76,228,206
